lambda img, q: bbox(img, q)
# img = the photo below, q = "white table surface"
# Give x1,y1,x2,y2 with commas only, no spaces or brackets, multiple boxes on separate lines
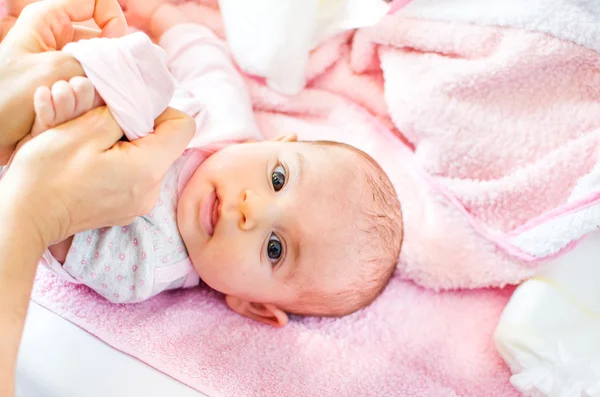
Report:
16,302,207,397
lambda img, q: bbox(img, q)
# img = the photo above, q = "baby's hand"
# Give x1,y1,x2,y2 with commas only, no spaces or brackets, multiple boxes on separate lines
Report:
31,77,104,136
119,0,166,32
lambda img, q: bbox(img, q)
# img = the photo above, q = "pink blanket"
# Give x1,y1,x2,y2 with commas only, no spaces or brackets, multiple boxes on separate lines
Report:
33,267,516,396
6,0,600,395
356,12,600,291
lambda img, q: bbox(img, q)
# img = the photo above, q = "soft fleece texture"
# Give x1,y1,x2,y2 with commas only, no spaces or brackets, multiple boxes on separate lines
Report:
5,0,600,395
344,0,600,290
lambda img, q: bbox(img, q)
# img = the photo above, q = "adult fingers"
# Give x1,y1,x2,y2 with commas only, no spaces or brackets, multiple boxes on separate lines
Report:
18,107,121,159
32,51,85,87
8,0,126,52
53,0,127,38
73,25,102,41
51,106,124,151
13,133,33,156
128,108,195,176
0,146,16,166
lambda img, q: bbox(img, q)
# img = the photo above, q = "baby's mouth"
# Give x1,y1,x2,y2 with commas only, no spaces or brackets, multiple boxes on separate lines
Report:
211,194,220,231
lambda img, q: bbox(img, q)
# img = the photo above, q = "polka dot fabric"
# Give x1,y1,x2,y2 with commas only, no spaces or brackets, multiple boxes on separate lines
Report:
53,153,200,303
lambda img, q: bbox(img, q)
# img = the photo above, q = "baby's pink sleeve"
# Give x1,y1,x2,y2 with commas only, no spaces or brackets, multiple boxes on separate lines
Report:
159,24,262,147
64,32,175,141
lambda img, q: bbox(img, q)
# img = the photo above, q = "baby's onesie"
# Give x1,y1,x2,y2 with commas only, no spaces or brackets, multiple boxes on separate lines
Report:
38,24,261,303
43,152,199,303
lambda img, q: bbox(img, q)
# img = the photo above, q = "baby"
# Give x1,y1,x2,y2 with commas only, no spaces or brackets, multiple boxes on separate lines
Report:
31,0,403,326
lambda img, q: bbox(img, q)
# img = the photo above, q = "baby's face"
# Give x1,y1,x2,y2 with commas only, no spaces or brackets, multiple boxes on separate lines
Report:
177,138,367,326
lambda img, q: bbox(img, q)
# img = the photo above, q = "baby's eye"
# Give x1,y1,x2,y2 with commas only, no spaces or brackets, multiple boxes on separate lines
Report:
271,164,286,192
267,233,283,264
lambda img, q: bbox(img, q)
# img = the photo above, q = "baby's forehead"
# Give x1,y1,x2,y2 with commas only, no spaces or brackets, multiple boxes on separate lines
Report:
299,145,374,204
289,170,371,274
286,224,366,294
278,143,395,296
277,142,377,270
298,142,369,180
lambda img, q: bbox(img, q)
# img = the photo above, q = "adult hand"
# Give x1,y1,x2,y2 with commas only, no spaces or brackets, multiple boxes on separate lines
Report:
2,106,195,245
0,106,194,396
0,0,127,165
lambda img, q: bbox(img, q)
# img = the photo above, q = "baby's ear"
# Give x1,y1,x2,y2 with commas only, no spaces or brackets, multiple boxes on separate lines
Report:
225,295,289,327
274,134,297,142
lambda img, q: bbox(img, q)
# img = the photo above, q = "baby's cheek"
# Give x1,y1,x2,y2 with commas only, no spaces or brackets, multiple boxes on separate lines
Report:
211,258,252,293
194,252,234,290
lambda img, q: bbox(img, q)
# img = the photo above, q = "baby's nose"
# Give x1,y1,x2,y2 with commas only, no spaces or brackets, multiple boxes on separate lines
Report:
238,189,269,230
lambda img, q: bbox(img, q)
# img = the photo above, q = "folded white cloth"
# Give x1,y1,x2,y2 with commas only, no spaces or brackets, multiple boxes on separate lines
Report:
495,229,600,397
219,0,389,94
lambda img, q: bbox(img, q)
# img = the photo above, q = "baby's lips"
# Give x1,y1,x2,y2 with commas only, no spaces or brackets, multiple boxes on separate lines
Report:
211,196,221,229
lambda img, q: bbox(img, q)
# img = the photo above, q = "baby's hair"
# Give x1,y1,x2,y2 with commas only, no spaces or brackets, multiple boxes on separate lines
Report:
289,140,403,317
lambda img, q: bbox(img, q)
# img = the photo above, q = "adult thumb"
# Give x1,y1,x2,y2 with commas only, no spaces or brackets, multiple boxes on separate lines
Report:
5,0,126,53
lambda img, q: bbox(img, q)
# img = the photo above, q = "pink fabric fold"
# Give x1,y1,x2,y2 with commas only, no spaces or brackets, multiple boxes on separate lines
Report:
349,13,600,289
64,32,175,140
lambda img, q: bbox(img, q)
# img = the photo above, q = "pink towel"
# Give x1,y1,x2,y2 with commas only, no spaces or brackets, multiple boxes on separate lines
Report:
32,266,518,397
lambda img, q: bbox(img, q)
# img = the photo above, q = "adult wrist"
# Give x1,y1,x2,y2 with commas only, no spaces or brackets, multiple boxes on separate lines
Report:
0,178,57,250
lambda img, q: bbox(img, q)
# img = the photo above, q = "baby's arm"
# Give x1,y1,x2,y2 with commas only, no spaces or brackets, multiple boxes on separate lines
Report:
123,0,260,141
